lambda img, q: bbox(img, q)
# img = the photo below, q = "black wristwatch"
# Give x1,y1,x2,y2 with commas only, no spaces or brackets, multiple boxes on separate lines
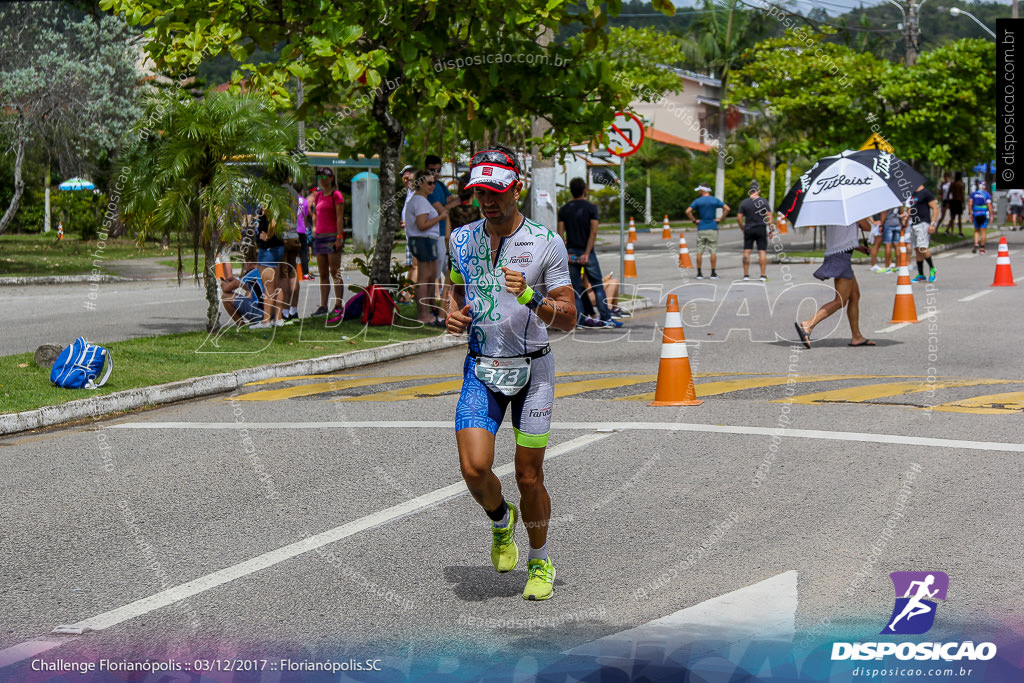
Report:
525,290,544,310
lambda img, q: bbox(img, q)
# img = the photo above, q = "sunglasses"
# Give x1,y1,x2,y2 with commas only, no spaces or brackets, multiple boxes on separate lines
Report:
471,149,517,169
427,167,441,173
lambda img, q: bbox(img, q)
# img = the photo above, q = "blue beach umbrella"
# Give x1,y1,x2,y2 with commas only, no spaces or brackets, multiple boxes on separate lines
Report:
973,162,996,174
57,177,95,191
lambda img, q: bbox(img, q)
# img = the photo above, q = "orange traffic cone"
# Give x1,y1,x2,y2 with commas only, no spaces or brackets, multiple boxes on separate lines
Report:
991,237,1016,287
214,254,226,280
628,217,637,244
678,231,694,269
296,262,304,281
662,215,672,240
649,295,703,406
624,242,638,278
889,234,919,324
776,213,789,235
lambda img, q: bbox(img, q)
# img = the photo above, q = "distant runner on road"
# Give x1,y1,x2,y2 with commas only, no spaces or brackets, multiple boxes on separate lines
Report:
445,145,576,601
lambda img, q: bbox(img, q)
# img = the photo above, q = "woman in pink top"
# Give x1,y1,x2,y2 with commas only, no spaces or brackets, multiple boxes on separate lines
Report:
306,168,345,316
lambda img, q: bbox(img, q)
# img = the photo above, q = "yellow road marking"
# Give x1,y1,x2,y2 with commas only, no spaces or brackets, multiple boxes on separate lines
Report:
929,391,1024,415
245,374,355,387
234,375,456,401
555,375,658,398
616,374,862,402
780,379,1013,405
339,379,464,401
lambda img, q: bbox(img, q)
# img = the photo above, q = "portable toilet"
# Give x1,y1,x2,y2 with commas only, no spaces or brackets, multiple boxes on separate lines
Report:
351,171,380,249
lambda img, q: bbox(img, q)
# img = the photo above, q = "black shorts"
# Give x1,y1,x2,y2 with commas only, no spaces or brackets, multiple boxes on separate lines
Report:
948,200,964,216
743,226,768,251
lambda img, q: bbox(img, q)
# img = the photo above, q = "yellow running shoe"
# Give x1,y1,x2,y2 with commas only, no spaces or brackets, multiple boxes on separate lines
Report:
523,557,556,601
490,502,518,573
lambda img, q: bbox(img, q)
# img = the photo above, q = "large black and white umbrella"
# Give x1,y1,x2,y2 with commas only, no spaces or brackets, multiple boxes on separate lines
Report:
777,149,927,228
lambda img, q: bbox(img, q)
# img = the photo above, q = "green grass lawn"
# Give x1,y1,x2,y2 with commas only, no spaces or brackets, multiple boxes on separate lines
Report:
0,232,170,277
1,311,441,415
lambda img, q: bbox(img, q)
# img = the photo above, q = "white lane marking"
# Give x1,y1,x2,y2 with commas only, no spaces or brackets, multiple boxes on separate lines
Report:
566,571,797,659
959,290,993,302
934,252,955,259
955,253,975,259
0,432,611,670
110,421,1024,452
874,309,939,334
1016,276,1024,283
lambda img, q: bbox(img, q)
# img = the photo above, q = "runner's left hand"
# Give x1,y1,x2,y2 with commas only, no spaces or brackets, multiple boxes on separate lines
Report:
501,267,527,297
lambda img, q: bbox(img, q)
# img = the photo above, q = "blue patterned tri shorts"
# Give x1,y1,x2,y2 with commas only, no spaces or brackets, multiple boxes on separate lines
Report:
455,352,554,448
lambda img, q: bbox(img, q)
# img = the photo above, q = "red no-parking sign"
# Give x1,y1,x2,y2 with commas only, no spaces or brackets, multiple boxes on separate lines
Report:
607,112,645,157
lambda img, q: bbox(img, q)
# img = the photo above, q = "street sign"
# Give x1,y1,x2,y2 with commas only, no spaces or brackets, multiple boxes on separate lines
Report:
859,133,894,154
608,112,645,157
305,153,381,169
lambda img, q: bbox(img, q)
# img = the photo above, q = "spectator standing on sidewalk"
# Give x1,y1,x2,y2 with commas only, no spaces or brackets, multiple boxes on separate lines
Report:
404,170,448,327
907,184,938,281
556,177,622,329
426,154,459,287
947,172,966,236
736,180,773,281
307,168,345,317
296,184,311,279
686,183,729,280
1007,187,1024,230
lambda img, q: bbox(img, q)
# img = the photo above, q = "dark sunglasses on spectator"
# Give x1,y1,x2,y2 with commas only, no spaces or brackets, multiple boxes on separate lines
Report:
470,149,517,169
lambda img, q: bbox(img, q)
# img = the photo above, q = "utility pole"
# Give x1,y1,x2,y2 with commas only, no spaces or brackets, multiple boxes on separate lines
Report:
1014,0,1019,19
904,0,919,66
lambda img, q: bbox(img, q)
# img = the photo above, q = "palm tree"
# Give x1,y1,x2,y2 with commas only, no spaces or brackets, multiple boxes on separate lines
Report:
120,91,299,331
679,0,767,201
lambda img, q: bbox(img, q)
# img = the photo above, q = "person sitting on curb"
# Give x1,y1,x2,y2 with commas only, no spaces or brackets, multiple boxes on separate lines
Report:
221,261,265,326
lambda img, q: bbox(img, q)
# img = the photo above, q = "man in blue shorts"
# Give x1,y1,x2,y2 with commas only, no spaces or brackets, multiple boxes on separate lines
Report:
445,145,576,601
969,181,994,254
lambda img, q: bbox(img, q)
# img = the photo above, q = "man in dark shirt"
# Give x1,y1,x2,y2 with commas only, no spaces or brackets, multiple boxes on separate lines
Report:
556,178,622,328
736,180,775,281
907,184,938,282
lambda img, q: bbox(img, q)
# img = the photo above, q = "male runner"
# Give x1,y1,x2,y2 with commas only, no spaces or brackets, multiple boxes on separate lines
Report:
445,145,576,601
969,181,994,254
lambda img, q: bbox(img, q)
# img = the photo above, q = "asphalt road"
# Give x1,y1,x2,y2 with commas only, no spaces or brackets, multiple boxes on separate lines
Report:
1,229,1022,682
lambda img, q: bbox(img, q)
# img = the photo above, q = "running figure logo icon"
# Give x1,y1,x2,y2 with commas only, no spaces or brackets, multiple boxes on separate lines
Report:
881,571,949,635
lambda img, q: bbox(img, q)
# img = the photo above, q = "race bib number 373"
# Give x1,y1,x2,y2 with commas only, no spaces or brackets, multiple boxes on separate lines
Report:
474,356,531,396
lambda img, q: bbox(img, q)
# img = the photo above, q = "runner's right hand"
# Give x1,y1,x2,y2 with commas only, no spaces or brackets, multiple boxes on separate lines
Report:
447,304,472,334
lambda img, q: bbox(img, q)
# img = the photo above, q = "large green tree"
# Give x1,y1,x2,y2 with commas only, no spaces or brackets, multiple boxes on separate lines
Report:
0,1,140,235
731,32,994,174
119,91,300,331
100,0,677,285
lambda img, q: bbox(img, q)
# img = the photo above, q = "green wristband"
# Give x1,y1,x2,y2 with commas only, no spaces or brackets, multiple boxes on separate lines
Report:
516,285,535,305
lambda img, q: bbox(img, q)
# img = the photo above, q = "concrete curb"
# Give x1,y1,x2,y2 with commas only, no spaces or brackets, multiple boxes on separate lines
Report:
771,233,1000,264
0,333,465,436
1,295,655,437
0,274,135,286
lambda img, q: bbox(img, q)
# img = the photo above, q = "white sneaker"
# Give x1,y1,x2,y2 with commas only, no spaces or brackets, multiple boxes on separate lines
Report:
251,321,272,329
274,319,285,327
869,264,885,273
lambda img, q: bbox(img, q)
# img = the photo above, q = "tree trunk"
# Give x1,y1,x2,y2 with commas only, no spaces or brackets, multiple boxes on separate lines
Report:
0,137,27,236
368,81,406,286
203,237,220,332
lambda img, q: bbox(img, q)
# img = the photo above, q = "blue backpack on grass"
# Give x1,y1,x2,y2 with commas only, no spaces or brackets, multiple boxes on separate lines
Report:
50,338,113,389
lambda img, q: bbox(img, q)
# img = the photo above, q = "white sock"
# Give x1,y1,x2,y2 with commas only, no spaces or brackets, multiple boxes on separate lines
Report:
289,307,297,316
529,543,548,561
